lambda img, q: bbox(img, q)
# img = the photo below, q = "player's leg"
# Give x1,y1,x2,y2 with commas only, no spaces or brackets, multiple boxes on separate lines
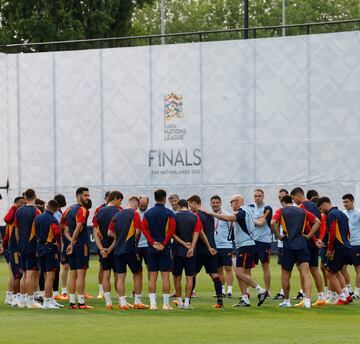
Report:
147,250,159,309
67,256,78,308
298,262,312,308
259,243,271,293
60,262,69,298
340,265,352,296
161,271,171,309
173,256,183,307
52,267,60,299
277,247,295,307
102,269,112,308
97,265,104,299
234,247,268,306
5,262,14,305
76,268,92,308
224,264,234,297
353,265,360,298
43,270,56,309
116,272,128,310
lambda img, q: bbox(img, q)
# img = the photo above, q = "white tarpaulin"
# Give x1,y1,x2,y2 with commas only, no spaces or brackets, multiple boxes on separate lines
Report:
0,31,359,221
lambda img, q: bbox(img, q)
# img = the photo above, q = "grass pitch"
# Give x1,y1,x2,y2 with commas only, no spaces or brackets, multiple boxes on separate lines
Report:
0,256,359,344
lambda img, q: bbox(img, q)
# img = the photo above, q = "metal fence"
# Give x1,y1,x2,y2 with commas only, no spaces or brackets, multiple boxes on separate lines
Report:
0,19,359,54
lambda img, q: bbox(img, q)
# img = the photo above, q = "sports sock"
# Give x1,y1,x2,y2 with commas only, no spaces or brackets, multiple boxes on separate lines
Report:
255,285,265,294
347,284,353,294
283,299,291,305
212,277,223,303
69,293,76,304
61,288,67,295
303,298,311,308
99,284,104,294
227,286,233,294
343,288,349,298
192,276,196,293
78,294,85,304
44,298,52,305
27,294,35,305
280,289,284,295
184,298,190,307
104,292,112,305
19,294,25,304
177,297,182,305
222,285,226,294
299,289,303,294
134,294,141,304
339,292,346,301
53,291,59,297
53,268,60,293
119,296,127,307
318,292,325,301
163,294,170,306
355,287,360,296
149,293,156,306
242,294,250,304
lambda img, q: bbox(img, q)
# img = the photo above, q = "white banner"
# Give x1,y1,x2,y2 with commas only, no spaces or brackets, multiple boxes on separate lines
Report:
0,31,360,221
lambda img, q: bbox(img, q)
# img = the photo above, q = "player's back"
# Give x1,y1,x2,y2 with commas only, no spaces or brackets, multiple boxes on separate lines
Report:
174,211,198,256
281,206,307,250
197,210,216,254
15,205,39,255
144,204,174,243
95,206,120,247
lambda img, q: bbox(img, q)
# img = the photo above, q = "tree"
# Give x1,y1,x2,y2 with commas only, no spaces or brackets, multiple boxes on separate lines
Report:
130,0,360,40
0,0,153,48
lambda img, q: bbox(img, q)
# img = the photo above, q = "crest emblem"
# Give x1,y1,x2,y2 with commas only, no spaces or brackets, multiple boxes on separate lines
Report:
164,93,183,121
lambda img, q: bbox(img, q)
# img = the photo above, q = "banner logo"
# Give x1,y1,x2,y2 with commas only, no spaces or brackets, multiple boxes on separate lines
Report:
165,93,184,121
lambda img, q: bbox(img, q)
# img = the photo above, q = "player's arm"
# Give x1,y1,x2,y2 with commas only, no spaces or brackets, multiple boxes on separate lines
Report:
134,212,142,242
92,215,104,251
255,207,272,227
141,216,155,246
201,208,235,222
303,211,320,240
187,215,202,257
173,234,189,248
326,214,336,258
106,219,116,255
162,216,176,247
3,205,17,224
66,207,87,254
199,229,216,255
51,222,61,249
270,209,282,240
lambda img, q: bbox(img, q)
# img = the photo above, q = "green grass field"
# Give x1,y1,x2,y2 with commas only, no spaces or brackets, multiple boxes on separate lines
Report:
0,256,359,344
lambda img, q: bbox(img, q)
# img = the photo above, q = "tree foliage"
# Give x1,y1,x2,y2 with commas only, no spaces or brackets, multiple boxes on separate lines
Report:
0,0,153,45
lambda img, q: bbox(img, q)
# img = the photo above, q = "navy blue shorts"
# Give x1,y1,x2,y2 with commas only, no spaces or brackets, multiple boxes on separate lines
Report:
21,252,39,271
236,246,255,269
147,248,172,272
68,245,90,270
196,253,218,274
217,248,233,267
254,241,271,264
327,248,352,273
114,252,142,274
277,247,283,265
137,247,149,266
307,241,319,267
173,255,196,276
61,251,69,265
38,250,60,272
351,246,360,266
9,252,23,279
280,246,310,272
319,247,327,265
99,251,116,271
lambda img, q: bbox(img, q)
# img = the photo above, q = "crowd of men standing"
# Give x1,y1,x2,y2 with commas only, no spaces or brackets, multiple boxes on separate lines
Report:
0,185,359,310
